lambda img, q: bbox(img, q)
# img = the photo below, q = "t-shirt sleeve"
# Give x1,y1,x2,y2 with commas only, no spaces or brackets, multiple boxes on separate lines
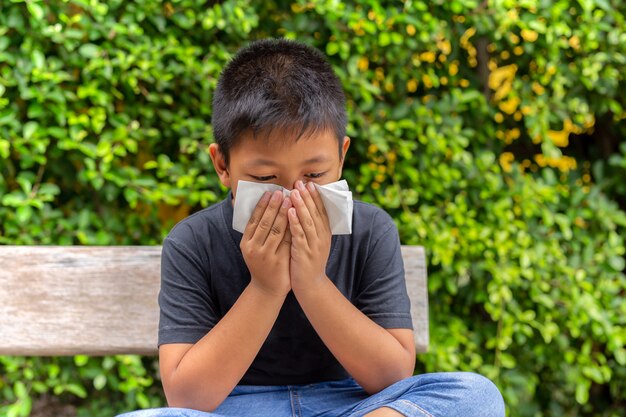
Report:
158,235,217,346
353,211,413,329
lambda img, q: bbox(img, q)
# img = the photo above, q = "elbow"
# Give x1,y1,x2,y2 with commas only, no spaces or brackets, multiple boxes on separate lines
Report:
166,390,224,413
163,375,226,413
361,355,416,395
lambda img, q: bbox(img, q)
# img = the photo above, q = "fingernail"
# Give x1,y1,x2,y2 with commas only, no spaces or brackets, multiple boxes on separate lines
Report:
282,197,291,208
297,180,304,190
261,191,271,202
292,189,301,200
307,182,316,193
271,191,281,202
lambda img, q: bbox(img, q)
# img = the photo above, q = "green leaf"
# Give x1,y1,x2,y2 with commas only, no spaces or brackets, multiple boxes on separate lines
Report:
23,121,38,140
64,383,87,399
74,355,89,367
93,374,107,390
78,43,100,58
326,42,339,56
31,50,44,69
16,206,32,223
608,256,625,272
26,2,44,20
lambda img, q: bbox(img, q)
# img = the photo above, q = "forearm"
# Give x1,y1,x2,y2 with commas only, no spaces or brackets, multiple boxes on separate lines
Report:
293,276,415,394
164,283,286,411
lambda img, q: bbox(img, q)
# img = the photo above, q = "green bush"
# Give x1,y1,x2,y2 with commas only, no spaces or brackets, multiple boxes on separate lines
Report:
1,0,625,416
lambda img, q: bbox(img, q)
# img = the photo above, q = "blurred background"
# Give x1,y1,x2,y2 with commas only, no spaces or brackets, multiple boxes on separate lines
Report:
0,0,625,416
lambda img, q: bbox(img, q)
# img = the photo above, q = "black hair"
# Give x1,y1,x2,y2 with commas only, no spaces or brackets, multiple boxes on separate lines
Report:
211,38,347,165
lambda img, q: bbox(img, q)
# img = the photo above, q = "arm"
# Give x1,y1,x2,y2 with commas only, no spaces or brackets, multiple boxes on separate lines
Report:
288,182,415,394
160,191,293,411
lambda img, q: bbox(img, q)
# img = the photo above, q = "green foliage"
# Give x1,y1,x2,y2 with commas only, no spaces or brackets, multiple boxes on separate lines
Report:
0,355,163,416
0,0,625,416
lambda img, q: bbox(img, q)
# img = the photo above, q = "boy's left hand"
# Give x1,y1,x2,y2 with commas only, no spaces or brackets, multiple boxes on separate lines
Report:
287,180,331,293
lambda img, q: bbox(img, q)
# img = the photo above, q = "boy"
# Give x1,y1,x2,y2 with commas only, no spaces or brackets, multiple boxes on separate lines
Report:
120,39,504,417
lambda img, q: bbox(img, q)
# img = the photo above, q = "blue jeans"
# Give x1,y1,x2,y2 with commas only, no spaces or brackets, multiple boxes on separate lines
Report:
117,372,505,417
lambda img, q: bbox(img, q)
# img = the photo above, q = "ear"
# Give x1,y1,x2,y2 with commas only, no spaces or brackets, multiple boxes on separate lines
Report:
209,143,232,188
338,136,351,177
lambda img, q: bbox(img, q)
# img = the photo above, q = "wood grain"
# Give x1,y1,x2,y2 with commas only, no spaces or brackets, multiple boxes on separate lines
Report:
0,245,428,356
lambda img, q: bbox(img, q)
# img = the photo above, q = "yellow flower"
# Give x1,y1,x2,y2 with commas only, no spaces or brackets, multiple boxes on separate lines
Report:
494,112,504,123
437,38,452,55
513,46,524,55
407,79,418,93
459,79,470,88
419,51,436,63
449,61,459,76
532,82,545,95
499,152,515,172
569,35,580,50
548,130,569,147
507,128,521,140
440,76,448,85
422,74,433,89
499,96,520,114
461,27,476,44
489,64,517,96
407,24,416,36
521,29,539,42
357,57,369,71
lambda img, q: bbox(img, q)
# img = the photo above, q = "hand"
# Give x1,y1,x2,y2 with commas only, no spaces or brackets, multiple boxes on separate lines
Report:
288,180,332,293
240,190,293,297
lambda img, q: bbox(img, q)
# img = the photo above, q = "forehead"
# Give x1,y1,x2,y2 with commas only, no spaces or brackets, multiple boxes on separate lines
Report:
230,128,339,165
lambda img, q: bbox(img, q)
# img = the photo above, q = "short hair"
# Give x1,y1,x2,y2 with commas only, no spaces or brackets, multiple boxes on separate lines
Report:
211,38,347,164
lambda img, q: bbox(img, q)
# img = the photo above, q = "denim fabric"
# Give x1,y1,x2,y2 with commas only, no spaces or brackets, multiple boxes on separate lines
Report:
116,372,505,417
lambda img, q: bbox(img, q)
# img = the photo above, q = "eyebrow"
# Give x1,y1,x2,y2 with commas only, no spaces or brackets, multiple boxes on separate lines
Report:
247,155,331,166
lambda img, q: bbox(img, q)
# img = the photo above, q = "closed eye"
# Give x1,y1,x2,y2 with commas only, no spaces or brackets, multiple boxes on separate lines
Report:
306,172,325,178
250,175,276,181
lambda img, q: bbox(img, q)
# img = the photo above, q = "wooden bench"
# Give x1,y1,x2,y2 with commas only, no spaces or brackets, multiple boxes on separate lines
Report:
0,246,428,356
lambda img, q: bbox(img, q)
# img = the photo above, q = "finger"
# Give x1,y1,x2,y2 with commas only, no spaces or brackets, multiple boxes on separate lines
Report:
290,188,317,243
278,228,292,254
305,181,330,234
248,190,283,245
266,196,291,250
242,191,271,240
295,181,323,237
288,207,309,251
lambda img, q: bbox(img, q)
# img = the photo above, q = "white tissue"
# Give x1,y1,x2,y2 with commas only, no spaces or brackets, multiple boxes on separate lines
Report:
232,180,353,235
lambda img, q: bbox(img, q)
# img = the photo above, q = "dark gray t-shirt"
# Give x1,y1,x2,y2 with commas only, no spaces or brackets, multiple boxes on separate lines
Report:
158,193,412,386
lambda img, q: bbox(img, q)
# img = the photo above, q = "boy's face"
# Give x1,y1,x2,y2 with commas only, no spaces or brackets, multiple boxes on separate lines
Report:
209,129,350,201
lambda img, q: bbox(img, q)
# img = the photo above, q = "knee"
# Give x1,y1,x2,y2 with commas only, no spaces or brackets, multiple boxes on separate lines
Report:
451,372,505,417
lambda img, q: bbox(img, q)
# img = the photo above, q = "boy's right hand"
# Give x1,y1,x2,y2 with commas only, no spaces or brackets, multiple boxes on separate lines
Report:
240,190,292,297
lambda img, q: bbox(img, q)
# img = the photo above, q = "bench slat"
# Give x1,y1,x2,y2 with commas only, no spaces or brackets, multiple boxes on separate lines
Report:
0,245,428,356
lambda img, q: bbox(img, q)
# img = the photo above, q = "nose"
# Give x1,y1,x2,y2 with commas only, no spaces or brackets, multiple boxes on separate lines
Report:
278,178,306,191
